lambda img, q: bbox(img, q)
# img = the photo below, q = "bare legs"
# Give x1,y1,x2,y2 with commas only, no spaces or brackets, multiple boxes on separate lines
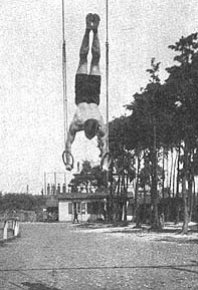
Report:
77,13,101,76
90,14,100,76
76,17,90,74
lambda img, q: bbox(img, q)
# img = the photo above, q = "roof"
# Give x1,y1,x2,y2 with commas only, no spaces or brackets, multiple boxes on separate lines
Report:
58,190,134,202
58,191,109,201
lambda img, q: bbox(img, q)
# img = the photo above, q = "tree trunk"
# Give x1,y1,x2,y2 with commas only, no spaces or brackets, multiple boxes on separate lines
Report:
169,149,174,197
151,164,159,228
172,148,178,197
175,145,181,224
120,173,126,222
182,176,189,233
151,121,160,229
189,149,195,222
133,156,140,225
176,145,181,197
188,177,193,222
193,177,196,221
107,170,114,222
143,185,147,223
123,198,127,222
166,150,169,192
116,176,120,222
162,148,165,199
181,144,189,234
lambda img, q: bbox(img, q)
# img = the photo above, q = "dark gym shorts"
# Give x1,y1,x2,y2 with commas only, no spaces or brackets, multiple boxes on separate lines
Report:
75,74,101,105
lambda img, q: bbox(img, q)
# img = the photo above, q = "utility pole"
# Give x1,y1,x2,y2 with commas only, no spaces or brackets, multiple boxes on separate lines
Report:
44,172,47,195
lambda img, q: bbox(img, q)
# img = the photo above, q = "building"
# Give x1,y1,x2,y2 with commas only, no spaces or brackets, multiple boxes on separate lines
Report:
58,191,109,222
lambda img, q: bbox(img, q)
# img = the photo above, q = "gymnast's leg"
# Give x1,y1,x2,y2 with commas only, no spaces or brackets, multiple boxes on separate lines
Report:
76,13,94,75
90,14,101,76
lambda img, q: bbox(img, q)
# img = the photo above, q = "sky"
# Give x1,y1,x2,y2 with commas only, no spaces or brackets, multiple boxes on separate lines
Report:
0,0,198,194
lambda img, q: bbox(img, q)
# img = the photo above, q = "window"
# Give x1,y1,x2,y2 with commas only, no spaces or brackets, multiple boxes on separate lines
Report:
73,202,81,214
81,203,86,214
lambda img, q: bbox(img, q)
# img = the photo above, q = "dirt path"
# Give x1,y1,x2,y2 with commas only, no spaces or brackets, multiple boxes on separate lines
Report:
0,222,198,289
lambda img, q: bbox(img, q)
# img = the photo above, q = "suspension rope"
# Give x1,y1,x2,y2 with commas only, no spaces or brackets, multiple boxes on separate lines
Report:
106,0,109,154
104,0,112,203
62,0,68,148
62,0,74,170
105,0,112,176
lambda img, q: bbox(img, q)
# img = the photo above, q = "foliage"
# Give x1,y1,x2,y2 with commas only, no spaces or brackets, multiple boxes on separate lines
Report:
165,33,198,147
0,193,46,212
69,161,107,192
107,32,198,230
164,33,198,232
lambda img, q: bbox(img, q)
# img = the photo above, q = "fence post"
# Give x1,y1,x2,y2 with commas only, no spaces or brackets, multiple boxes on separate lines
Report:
12,219,15,233
3,220,8,240
1,218,20,240
14,220,19,237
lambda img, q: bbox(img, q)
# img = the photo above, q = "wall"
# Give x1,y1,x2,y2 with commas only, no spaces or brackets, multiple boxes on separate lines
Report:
59,201,72,222
58,200,106,222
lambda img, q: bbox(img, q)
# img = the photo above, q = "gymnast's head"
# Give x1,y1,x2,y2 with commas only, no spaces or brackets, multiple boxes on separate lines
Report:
84,119,99,140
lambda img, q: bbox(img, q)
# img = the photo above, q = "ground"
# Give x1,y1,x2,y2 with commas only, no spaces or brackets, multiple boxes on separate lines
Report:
0,222,198,289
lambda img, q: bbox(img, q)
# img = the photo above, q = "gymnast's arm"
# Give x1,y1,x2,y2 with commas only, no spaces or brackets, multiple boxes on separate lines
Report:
97,123,112,171
97,122,108,157
64,118,82,170
66,119,82,153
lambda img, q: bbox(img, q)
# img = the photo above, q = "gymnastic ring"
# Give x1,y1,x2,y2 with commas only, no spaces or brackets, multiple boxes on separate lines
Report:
100,152,112,170
62,151,74,170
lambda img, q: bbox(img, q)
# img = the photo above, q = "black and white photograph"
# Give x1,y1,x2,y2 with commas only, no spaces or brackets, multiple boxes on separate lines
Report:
1,0,198,289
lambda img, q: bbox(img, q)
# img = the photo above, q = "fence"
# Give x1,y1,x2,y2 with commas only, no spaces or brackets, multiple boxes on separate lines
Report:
0,218,20,241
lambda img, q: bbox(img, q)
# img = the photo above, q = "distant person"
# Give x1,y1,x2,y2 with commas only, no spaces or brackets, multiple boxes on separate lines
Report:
160,212,165,228
64,13,109,171
73,204,79,223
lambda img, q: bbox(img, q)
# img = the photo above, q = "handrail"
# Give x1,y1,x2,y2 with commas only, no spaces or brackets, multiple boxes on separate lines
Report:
0,218,20,241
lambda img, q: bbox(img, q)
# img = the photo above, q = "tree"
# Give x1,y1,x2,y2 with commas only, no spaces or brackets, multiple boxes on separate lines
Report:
0,193,46,213
108,116,136,221
165,33,198,233
69,161,107,193
126,58,165,229
108,33,198,230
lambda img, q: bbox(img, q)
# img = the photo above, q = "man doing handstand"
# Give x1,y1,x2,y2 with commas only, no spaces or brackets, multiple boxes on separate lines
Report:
64,13,108,171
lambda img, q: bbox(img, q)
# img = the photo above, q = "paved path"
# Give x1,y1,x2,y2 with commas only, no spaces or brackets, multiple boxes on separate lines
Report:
0,223,198,289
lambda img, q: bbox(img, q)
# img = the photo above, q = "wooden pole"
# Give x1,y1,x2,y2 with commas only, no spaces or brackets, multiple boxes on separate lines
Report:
54,172,57,195
44,172,47,195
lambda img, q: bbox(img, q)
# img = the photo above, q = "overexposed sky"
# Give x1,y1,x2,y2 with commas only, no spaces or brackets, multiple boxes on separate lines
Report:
0,0,198,193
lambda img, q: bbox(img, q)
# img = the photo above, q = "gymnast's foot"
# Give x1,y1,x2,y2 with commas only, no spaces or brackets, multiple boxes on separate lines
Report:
92,14,100,31
86,13,94,30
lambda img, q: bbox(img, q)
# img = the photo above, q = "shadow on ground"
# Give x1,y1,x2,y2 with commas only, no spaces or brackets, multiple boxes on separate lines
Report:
76,221,179,233
22,282,60,290
75,222,198,244
157,236,198,244
76,221,129,229
0,236,20,247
